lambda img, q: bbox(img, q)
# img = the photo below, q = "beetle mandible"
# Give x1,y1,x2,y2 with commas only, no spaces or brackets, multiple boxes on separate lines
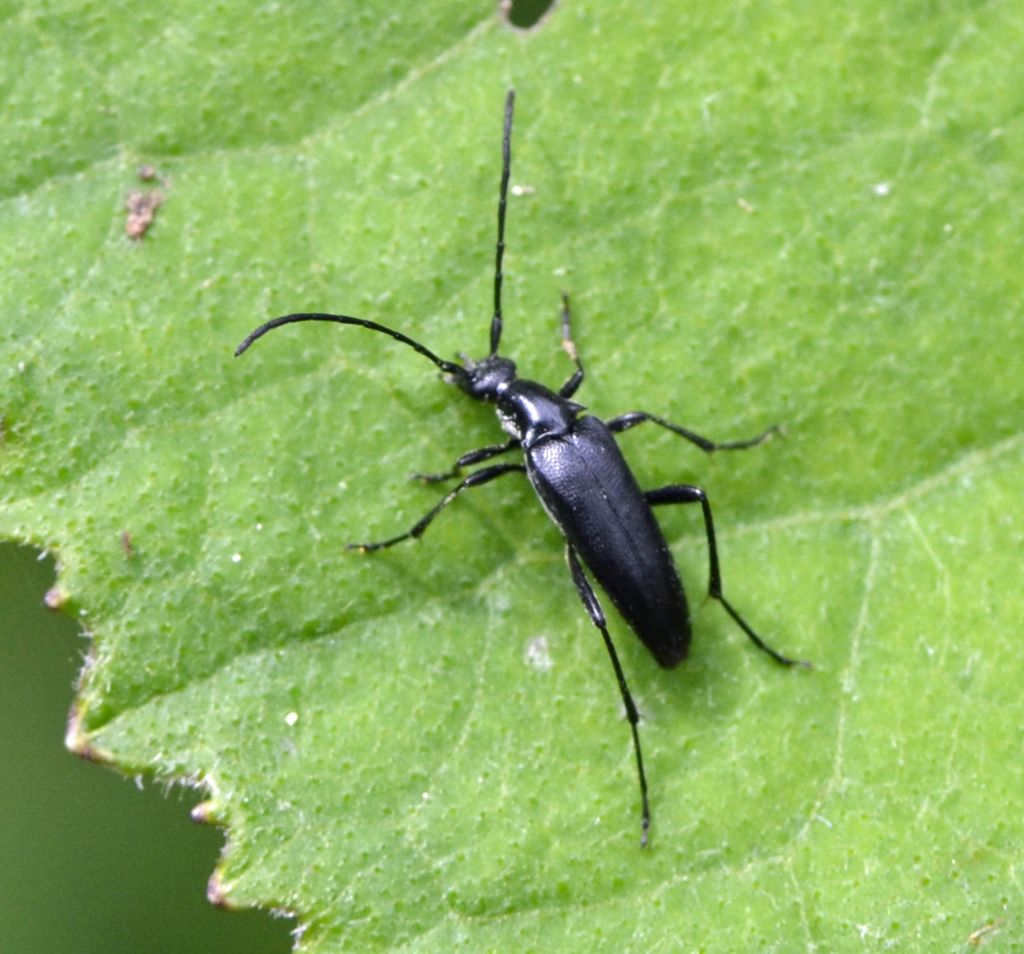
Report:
235,90,808,847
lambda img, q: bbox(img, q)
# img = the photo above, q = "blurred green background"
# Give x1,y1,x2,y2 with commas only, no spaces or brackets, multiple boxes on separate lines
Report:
0,542,290,953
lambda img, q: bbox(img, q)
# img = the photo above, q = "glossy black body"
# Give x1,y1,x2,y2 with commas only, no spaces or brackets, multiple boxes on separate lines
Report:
529,416,689,667
480,371,690,668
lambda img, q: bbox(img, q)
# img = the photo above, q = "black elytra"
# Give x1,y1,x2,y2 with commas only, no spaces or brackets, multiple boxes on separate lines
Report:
235,90,809,847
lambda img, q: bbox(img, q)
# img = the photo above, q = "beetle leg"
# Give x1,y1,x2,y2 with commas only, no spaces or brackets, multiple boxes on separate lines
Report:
557,292,585,399
607,412,779,452
645,485,810,669
348,463,525,551
565,543,651,847
412,438,520,484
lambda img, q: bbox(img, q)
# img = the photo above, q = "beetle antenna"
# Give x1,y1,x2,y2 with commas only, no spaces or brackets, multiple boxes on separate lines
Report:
489,88,515,357
234,312,466,378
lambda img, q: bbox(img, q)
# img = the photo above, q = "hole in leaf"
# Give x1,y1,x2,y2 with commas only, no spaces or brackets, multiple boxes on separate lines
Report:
503,0,556,29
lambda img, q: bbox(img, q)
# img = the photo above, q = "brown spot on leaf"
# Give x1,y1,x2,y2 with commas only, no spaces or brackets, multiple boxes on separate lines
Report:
125,189,163,240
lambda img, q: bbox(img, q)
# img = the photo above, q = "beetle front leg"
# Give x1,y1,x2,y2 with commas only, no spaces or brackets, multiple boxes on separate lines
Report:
412,438,521,484
557,292,585,399
565,543,651,847
348,463,525,551
645,485,810,669
608,412,779,453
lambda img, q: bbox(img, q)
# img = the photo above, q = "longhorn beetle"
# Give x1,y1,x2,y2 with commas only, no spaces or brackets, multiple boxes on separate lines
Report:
235,90,808,847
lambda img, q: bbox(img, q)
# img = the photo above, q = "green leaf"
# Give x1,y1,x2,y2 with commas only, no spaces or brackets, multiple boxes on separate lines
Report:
3,0,1022,949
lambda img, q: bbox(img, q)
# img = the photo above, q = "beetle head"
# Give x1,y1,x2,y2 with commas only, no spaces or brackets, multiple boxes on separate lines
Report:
453,354,517,401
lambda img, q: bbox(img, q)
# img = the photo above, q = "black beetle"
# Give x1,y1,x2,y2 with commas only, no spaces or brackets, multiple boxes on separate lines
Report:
235,90,807,846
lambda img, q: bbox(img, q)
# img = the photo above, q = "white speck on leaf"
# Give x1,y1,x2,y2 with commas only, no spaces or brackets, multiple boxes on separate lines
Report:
524,636,553,672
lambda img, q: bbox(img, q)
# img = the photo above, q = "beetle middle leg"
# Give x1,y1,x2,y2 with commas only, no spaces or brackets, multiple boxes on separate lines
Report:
608,411,779,452
645,485,809,669
565,543,651,847
413,438,521,484
348,463,525,551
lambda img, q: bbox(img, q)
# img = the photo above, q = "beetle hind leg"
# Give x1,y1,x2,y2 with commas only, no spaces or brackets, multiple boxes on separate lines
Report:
565,543,651,847
645,484,810,669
